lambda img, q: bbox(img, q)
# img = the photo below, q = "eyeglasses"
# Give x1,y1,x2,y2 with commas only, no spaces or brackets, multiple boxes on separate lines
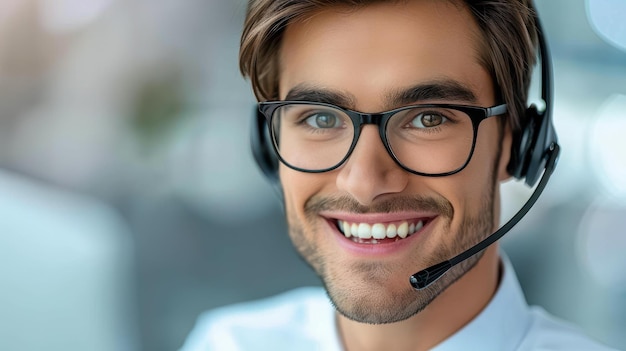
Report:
258,101,507,176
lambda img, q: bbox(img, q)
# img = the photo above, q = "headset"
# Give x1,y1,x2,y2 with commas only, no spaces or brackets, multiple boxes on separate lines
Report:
251,105,281,195
507,17,559,187
250,11,560,290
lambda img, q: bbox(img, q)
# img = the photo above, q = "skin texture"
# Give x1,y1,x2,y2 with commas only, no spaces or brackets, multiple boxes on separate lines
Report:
277,1,513,350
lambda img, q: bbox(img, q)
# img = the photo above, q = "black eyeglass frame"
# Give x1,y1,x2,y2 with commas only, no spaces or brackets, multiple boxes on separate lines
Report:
258,101,508,177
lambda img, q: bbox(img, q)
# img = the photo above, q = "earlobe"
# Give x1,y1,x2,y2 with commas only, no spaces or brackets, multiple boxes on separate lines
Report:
497,126,513,182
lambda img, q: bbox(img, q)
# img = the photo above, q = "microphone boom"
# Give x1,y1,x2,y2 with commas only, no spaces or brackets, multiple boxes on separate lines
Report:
410,143,560,290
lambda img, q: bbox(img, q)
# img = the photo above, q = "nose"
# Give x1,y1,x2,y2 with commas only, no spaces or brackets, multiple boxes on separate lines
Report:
336,125,409,206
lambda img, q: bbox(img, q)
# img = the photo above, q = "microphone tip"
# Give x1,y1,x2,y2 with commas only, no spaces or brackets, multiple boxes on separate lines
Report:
410,261,452,290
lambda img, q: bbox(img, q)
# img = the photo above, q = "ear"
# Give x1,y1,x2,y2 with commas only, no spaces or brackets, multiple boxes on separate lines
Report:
497,124,513,182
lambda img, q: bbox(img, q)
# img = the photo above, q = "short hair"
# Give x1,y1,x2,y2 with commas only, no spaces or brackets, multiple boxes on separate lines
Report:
239,0,538,134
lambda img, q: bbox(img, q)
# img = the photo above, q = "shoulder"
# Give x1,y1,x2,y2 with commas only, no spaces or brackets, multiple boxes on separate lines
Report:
179,287,341,351
518,306,619,351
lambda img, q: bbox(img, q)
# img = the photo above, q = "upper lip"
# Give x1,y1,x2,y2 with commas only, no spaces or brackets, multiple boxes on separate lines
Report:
319,210,439,223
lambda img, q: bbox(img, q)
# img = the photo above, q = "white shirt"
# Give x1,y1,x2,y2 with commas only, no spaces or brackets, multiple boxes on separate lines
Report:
180,257,619,351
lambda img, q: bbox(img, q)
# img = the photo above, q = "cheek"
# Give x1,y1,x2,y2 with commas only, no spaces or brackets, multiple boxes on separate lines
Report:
468,120,502,181
439,122,501,220
280,166,331,216
280,167,301,215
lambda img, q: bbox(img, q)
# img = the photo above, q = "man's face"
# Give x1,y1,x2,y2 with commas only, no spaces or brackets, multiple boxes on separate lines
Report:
277,1,511,323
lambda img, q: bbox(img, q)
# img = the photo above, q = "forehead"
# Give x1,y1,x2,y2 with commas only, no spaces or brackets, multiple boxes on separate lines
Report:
278,1,493,110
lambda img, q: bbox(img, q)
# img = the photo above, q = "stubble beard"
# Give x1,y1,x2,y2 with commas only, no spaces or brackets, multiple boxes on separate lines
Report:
285,181,496,324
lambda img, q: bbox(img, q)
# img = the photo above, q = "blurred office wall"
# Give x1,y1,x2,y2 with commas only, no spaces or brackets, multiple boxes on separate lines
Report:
0,170,137,351
0,0,624,350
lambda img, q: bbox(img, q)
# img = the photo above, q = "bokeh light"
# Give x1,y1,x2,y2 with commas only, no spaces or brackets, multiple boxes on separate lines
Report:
588,94,626,201
587,0,626,51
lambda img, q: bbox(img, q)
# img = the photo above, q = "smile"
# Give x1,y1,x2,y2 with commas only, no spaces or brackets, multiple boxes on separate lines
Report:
335,219,430,243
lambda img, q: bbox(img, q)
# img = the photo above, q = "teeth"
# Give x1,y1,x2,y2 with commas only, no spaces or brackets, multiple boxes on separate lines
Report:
397,222,408,239
386,224,397,238
357,223,372,239
414,221,423,232
372,224,386,239
337,220,425,240
342,221,351,238
351,223,358,237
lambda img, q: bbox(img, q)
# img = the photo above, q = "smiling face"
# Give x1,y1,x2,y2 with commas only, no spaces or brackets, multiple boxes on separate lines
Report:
278,1,512,324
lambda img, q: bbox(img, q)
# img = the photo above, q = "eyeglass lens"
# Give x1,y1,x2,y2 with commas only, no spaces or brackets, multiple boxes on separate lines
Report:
270,103,475,174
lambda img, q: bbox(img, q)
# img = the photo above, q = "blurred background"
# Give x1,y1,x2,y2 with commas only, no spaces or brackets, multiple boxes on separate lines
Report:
0,0,624,350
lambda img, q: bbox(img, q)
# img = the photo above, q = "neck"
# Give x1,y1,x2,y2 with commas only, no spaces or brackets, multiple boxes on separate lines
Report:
337,246,501,351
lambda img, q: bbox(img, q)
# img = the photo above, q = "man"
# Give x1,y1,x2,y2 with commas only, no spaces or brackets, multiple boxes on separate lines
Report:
181,1,618,350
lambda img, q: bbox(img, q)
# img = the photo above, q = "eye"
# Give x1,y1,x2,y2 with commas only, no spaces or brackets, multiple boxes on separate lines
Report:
410,113,447,128
305,112,342,129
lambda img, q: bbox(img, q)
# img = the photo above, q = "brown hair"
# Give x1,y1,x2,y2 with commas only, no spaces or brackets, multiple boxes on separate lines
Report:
239,0,538,134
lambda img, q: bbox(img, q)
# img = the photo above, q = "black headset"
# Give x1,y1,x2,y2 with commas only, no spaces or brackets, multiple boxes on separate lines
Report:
251,105,280,190
251,15,558,191
507,18,558,187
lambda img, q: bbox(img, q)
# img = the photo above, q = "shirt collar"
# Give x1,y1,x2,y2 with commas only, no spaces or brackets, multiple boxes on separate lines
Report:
430,253,532,351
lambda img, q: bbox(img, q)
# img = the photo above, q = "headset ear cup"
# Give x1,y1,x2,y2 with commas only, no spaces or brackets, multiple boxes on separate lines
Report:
524,106,556,186
508,104,557,187
250,108,279,183
508,105,537,181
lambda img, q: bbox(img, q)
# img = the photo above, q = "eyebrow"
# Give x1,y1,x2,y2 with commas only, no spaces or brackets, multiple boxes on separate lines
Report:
284,84,356,108
386,79,478,108
283,79,478,111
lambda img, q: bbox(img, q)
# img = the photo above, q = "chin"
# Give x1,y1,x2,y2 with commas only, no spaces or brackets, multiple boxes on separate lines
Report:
319,261,427,324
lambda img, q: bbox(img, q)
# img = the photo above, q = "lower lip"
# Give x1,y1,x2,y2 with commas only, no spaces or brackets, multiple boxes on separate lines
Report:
326,219,433,257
